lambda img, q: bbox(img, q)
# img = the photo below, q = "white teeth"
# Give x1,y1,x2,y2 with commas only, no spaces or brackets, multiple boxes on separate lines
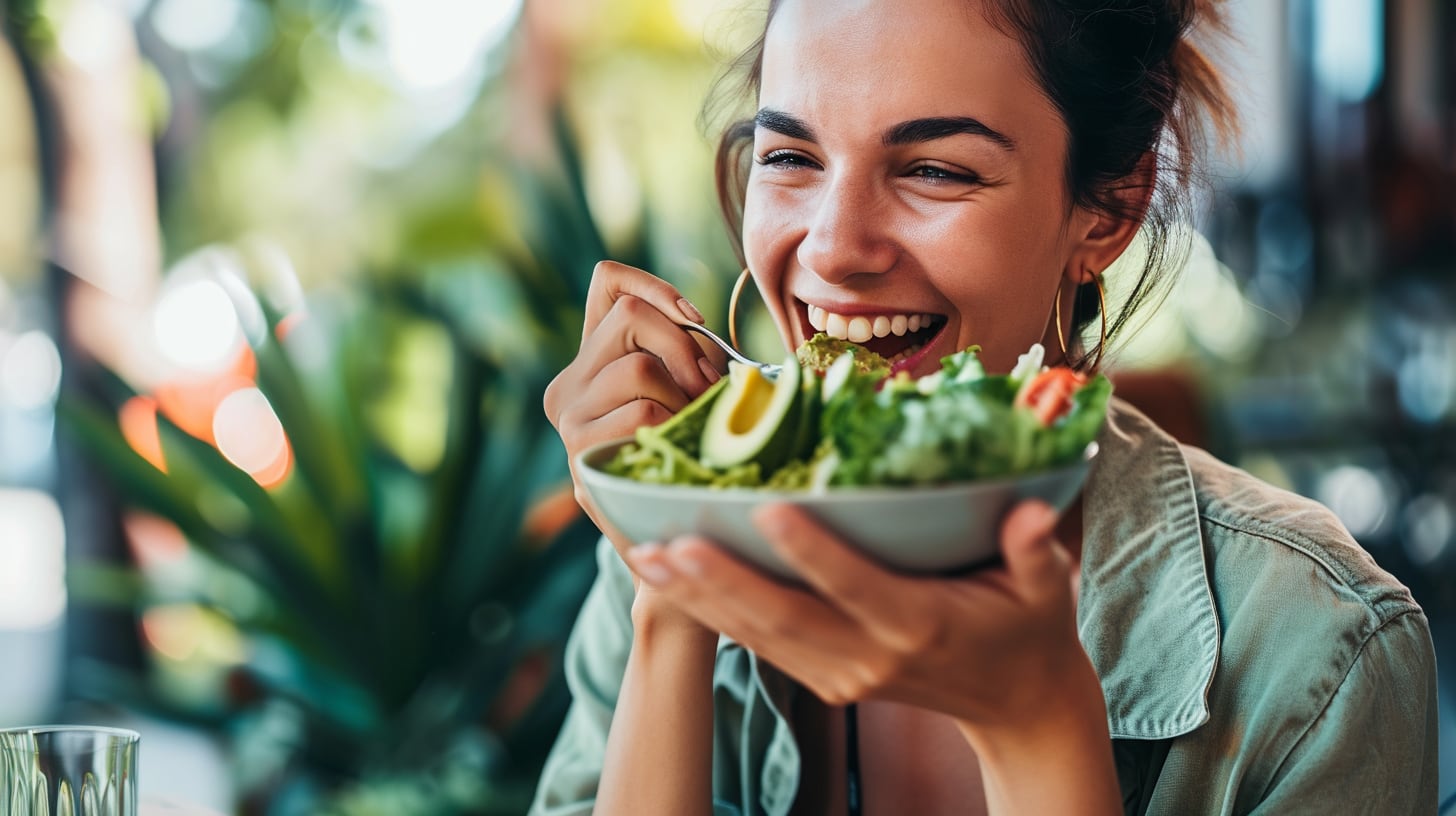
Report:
887,342,925,364
826,312,849,339
806,305,940,341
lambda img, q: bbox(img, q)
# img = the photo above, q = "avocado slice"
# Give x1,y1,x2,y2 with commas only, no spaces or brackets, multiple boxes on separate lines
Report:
649,375,729,455
790,367,822,460
700,356,803,472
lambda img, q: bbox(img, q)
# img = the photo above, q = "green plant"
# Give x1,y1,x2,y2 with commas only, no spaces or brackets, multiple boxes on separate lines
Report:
59,118,662,815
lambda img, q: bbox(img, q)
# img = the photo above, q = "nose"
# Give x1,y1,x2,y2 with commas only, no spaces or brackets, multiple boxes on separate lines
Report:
796,174,898,286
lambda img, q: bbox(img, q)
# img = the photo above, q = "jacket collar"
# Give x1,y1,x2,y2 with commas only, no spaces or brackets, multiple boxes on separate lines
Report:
1080,398,1220,740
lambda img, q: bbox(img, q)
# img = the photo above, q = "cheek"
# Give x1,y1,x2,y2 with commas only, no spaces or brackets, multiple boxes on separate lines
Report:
939,268,1050,354
928,201,1070,370
741,184,796,263
740,196,768,271
740,190,797,339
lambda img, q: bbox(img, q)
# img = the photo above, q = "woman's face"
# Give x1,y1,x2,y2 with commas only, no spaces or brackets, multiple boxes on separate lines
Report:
742,0,1104,376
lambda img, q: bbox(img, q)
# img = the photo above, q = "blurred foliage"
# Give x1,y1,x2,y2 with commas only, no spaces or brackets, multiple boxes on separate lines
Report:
144,0,745,307
61,111,658,815
34,0,755,811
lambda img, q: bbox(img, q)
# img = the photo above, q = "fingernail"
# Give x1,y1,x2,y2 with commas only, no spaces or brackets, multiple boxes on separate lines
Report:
753,505,792,540
668,541,704,577
629,545,674,585
637,560,674,586
699,357,722,384
1021,501,1059,532
677,297,705,324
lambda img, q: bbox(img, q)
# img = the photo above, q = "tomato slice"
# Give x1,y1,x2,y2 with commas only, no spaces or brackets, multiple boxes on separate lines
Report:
1014,367,1087,427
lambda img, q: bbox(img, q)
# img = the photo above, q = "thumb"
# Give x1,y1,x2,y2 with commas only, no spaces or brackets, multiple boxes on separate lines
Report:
998,500,1071,598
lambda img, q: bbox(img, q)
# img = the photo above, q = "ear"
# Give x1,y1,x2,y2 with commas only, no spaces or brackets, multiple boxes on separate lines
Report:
1066,153,1156,283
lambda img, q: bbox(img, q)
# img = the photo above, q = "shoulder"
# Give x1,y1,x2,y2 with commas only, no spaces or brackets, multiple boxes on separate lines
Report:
1079,399,1433,743
1179,443,1421,627
1148,444,1439,812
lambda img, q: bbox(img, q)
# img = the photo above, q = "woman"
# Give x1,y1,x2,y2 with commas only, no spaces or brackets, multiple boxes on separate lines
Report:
535,0,1438,813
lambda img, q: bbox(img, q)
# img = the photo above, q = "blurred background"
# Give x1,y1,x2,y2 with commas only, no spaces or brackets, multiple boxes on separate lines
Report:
0,0,1451,813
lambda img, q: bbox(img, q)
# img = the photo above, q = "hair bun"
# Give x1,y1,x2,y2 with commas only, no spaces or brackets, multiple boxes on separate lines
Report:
1171,0,1237,150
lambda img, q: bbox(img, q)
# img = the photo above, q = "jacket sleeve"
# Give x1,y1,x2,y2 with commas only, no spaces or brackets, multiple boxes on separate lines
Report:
528,536,638,816
1250,609,1439,816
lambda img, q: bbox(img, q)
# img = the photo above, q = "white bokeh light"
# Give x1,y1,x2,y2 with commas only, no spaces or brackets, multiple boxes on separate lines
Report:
370,0,522,89
1402,494,1452,567
151,0,245,53
1313,0,1384,103
0,330,62,411
152,279,242,373
0,489,66,630
57,1,130,72
1318,465,1393,540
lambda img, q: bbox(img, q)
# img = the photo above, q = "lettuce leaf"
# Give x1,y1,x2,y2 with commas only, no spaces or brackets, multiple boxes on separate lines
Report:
601,342,1110,490
821,348,1110,486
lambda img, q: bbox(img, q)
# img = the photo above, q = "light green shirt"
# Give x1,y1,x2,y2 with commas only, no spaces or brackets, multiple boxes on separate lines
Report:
530,400,1439,815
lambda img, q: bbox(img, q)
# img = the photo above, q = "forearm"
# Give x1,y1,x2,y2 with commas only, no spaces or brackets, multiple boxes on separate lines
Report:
595,594,720,816
958,658,1122,816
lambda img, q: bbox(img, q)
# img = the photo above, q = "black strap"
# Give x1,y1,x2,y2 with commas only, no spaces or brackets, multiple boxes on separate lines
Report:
846,703,862,816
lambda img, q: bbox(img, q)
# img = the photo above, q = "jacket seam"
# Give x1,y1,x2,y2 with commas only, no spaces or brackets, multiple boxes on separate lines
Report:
1252,609,1423,804
1199,515,1417,623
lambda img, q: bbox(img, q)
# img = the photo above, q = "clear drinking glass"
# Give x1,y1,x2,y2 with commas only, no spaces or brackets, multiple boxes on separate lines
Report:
0,726,139,816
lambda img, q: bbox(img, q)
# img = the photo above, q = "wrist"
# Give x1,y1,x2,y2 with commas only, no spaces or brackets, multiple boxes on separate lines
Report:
957,657,1120,814
631,588,719,652
961,648,1105,744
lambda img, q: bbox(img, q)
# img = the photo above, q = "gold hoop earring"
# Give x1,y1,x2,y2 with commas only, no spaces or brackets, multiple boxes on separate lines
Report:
728,268,752,351
1052,272,1108,372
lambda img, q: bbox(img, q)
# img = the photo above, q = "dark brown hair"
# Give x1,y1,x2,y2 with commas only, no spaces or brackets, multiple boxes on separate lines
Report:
708,0,1236,368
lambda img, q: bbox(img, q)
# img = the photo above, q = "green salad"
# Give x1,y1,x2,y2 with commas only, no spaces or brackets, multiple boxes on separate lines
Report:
604,334,1111,490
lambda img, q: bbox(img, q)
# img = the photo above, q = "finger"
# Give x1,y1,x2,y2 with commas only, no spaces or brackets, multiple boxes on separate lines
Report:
583,261,705,343
998,500,1070,600
752,503,918,642
573,352,694,421
574,397,675,451
627,536,860,656
581,295,716,396
562,398,675,556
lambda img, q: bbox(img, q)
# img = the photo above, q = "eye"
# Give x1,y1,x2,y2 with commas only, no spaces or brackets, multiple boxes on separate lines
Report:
755,149,820,169
908,164,983,185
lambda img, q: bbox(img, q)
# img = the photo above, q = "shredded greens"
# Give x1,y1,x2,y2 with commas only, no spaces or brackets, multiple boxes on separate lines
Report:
603,339,1110,490
796,333,890,377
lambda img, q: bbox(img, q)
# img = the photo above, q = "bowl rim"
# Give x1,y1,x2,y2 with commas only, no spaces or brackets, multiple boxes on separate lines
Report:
576,437,1098,502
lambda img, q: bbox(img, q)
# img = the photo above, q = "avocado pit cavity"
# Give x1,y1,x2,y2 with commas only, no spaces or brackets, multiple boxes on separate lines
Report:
700,356,817,474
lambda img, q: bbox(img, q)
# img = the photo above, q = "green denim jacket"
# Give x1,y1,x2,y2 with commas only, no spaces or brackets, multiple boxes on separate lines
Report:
530,400,1439,815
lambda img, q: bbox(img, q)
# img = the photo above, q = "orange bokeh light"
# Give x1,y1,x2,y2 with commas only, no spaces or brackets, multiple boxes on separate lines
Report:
153,343,258,443
118,395,166,472
123,512,189,566
140,605,200,662
212,387,293,489
120,342,292,489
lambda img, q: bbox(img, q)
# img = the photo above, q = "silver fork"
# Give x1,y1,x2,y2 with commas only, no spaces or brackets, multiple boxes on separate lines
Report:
680,322,784,381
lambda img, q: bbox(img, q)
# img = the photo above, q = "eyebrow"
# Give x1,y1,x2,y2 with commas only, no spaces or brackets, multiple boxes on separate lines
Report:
884,116,1016,151
754,108,817,141
754,108,1017,152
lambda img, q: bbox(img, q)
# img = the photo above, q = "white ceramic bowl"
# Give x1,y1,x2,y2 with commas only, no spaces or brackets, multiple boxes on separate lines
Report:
576,440,1098,580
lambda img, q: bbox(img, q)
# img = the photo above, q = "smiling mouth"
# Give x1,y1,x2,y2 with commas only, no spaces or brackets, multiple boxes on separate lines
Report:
799,300,948,365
